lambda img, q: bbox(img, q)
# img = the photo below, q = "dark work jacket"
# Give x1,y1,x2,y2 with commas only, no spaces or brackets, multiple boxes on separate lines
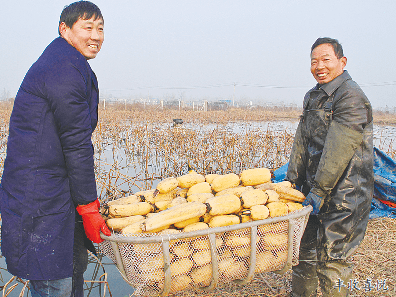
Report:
287,71,373,260
0,37,99,280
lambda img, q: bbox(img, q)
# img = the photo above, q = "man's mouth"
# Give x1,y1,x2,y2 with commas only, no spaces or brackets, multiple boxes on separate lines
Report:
88,44,98,50
317,73,327,78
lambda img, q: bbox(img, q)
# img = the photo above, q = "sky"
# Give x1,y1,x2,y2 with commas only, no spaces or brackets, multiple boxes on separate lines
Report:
1,0,396,109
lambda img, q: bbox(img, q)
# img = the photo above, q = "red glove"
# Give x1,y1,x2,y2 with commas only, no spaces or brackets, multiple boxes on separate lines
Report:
76,199,111,243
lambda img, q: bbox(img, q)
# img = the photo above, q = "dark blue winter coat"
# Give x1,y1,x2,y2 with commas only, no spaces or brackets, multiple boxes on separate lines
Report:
0,37,99,280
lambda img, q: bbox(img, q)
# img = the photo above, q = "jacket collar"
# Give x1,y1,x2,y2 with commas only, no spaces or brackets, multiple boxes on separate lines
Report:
317,70,351,96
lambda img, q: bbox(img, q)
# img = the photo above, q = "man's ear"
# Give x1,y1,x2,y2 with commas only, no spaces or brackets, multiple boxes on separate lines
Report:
59,22,68,38
341,56,347,69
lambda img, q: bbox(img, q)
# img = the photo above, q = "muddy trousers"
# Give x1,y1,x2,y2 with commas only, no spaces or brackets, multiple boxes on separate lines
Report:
292,216,353,297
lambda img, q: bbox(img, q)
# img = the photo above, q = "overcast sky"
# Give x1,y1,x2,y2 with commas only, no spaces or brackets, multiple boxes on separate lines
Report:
1,0,396,109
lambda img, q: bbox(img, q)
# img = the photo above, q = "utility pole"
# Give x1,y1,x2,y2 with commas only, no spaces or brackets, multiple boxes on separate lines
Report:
233,83,236,107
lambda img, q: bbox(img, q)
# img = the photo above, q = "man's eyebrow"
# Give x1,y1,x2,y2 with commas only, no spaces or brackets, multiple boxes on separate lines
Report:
82,19,103,24
81,19,94,24
311,53,331,60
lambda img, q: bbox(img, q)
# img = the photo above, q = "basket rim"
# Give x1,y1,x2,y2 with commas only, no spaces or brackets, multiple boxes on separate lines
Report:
100,205,312,244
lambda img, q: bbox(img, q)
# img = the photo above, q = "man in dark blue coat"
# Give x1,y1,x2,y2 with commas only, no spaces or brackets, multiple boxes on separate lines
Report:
0,1,111,296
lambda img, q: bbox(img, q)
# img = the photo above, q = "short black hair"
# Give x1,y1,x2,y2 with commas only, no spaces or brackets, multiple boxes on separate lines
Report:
311,37,344,59
59,1,103,35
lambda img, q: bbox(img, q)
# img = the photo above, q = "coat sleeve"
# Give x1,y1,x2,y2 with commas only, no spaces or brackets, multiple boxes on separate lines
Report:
45,61,97,205
286,90,313,188
312,86,371,198
286,119,307,188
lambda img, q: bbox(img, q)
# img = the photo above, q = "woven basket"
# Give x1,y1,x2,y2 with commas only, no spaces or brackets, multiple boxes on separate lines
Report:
99,206,311,296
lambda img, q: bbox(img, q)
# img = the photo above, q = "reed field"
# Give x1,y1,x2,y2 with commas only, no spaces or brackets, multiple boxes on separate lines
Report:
93,108,297,202
0,101,395,296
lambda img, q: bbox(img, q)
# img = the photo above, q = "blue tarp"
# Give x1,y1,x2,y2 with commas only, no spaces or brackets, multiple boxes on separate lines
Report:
273,147,396,219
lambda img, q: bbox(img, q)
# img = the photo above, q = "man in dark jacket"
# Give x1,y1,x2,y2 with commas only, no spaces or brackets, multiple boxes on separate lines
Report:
287,37,373,296
0,1,111,296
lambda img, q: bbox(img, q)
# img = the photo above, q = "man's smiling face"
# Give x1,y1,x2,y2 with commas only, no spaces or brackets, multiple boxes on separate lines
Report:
310,43,346,84
59,15,104,60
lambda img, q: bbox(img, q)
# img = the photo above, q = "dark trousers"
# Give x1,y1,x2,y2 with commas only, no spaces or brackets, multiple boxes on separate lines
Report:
292,215,353,297
73,220,89,297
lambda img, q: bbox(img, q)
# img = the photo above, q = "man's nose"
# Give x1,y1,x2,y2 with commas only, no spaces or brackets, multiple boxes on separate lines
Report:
316,60,325,69
91,28,101,40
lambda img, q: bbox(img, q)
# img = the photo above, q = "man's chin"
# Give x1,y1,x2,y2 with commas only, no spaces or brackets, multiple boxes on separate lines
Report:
315,77,329,84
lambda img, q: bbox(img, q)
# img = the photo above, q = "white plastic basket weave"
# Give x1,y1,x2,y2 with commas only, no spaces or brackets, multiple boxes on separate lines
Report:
99,205,311,296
